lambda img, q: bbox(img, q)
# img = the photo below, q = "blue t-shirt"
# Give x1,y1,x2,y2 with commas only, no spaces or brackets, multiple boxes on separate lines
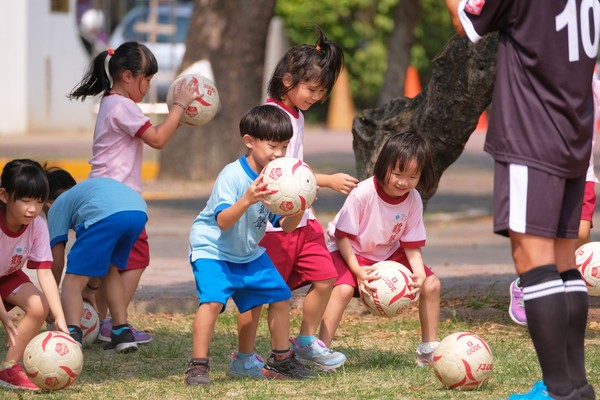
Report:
48,177,147,247
189,156,281,263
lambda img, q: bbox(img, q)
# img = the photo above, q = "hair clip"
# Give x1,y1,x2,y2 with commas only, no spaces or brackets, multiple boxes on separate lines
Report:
315,45,322,53
107,48,115,56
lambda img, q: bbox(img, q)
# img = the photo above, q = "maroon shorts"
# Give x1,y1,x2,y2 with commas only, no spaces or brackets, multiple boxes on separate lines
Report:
330,247,434,297
493,162,584,239
123,228,150,271
581,181,597,224
260,219,337,290
0,269,31,311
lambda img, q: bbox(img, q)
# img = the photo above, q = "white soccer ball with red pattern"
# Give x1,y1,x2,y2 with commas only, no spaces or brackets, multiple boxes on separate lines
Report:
81,301,99,346
23,331,83,390
261,157,317,216
432,332,493,390
166,74,220,127
362,261,416,317
575,242,600,296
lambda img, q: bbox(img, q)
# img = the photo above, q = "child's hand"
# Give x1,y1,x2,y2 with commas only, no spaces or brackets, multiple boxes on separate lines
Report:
0,311,18,349
172,77,200,107
329,173,358,195
407,274,425,302
245,175,272,206
53,316,69,335
356,265,380,297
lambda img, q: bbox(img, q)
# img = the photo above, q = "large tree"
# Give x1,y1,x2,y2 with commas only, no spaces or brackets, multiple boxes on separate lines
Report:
353,33,498,204
159,0,275,180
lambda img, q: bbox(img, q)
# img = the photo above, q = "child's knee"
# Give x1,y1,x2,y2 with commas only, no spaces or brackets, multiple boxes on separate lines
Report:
27,294,50,320
422,275,441,296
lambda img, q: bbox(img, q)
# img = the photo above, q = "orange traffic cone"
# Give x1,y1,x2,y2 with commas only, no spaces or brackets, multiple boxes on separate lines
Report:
404,66,422,98
476,111,488,132
326,68,356,130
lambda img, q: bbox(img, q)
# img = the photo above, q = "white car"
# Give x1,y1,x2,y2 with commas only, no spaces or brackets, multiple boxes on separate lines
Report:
109,3,192,101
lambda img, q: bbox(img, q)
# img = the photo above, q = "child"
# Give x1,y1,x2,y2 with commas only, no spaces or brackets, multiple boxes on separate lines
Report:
0,159,67,390
509,78,600,326
238,27,358,372
44,168,147,354
320,131,441,367
68,41,198,343
185,105,314,386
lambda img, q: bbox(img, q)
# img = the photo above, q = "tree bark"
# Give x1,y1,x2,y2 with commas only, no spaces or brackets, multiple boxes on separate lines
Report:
159,0,275,180
377,0,421,106
353,33,498,204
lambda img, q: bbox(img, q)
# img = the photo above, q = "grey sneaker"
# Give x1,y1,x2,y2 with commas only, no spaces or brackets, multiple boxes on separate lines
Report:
102,327,138,354
290,338,346,371
226,352,265,379
185,358,210,386
263,351,315,380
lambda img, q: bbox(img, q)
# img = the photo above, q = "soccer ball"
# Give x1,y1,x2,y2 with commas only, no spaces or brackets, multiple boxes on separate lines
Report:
575,242,600,296
361,261,416,317
166,74,219,127
81,301,99,346
261,157,317,216
23,331,83,390
432,332,493,390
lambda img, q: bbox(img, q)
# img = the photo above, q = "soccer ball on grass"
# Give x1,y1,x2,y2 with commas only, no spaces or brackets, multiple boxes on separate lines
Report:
23,331,83,390
432,332,493,390
80,301,99,346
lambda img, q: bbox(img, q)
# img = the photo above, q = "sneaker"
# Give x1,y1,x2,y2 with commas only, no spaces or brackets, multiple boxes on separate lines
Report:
103,327,139,354
97,318,152,344
0,364,39,390
226,352,265,379
508,381,549,400
509,278,527,326
184,358,210,386
577,384,596,400
290,338,346,371
263,351,315,380
415,341,440,368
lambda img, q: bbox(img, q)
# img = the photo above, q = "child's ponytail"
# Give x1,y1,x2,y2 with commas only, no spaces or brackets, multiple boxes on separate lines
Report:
313,27,344,94
68,49,113,101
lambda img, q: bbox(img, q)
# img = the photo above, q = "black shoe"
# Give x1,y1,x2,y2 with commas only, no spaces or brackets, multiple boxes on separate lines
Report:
103,327,138,353
67,325,83,346
263,351,315,380
577,384,596,400
185,358,211,386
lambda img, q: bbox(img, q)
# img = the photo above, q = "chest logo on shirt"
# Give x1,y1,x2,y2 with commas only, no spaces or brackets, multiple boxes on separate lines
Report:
465,0,485,15
385,214,408,245
254,204,269,230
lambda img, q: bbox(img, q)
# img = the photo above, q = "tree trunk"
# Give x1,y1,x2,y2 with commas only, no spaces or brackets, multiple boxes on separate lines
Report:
159,0,275,180
353,33,498,204
377,0,421,106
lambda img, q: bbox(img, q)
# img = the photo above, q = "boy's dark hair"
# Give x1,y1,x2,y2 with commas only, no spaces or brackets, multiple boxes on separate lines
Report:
68,41,158,101
268,27,344,102
373,131,436,195
0,159,49,202
45,167,77,201
239,105,293,142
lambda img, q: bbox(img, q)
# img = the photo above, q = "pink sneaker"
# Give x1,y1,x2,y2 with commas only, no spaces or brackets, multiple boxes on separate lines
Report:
509,278,527,326
0,364,39,390
97,318,152,344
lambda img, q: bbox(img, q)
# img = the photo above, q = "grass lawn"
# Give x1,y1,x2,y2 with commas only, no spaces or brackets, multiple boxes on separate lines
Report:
3,296,600,400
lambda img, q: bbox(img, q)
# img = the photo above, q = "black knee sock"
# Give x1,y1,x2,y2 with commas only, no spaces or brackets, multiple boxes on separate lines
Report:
521,264,572,396
560,268,589,389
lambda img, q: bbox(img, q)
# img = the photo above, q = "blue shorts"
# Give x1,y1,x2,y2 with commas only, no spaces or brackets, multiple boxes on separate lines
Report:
67,211,147,277
191,252,292,313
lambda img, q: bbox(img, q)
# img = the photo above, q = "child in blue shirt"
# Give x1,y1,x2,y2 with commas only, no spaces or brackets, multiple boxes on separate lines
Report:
185,105,314,386
44,169,147,354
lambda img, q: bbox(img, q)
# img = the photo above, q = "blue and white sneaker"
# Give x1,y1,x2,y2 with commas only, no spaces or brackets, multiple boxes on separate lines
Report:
290,338,346,371
226,352,265,379
508,381,580,400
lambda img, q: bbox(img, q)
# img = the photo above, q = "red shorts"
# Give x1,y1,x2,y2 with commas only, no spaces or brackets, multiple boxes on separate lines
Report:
330,247,434,297
260,219,337,290
581,181,597,224
123,228,150,271
0,270,31,311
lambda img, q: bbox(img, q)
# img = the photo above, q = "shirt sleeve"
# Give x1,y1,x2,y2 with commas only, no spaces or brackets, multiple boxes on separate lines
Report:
458,0,515,43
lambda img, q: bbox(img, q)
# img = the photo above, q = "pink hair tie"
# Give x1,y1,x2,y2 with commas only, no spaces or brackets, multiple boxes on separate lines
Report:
107,48,115,56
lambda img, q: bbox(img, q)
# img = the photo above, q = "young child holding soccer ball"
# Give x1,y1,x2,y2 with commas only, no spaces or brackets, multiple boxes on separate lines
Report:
185,105,313,386
68,41,198,344
236,27,358,373
0,159,67,390
44,168,147,353
321,131,442,367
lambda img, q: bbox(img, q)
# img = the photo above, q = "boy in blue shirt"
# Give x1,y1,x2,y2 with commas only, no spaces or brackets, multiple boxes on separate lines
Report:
45,169,147,354
185,105,314,386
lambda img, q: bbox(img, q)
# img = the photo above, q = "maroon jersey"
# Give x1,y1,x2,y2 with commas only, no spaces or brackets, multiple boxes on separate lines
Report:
459,0,598,178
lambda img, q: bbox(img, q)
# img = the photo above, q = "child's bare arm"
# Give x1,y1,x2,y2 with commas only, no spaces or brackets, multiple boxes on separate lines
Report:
337,236,379,295
404,247,426,301
315,173,358,195
444,0,466,35
37,268,68,334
